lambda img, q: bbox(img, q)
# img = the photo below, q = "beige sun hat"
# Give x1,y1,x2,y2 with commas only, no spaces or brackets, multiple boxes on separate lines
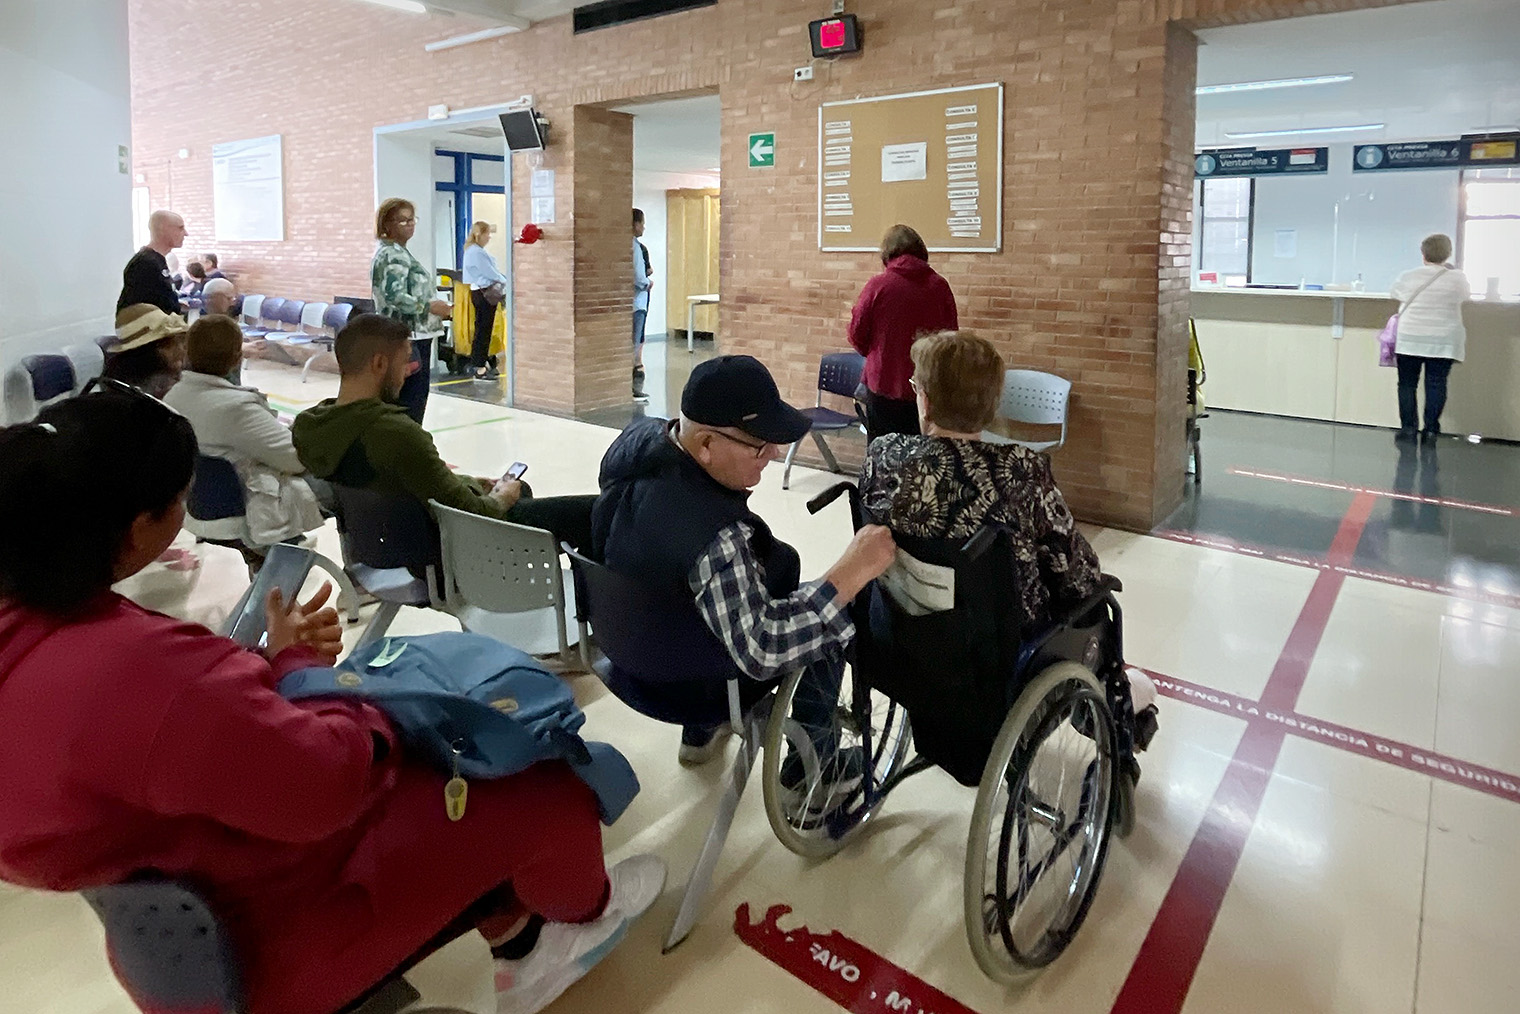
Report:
113,304,189,353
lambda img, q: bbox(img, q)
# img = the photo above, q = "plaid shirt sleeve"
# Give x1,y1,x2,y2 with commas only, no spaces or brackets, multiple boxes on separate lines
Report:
688,522,855,682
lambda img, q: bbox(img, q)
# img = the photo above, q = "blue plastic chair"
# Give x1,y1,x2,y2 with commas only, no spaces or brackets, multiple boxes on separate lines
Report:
2,353,76,423
782,352,865,489
565,546,771,952
83,878,421,1014
301,302,356,383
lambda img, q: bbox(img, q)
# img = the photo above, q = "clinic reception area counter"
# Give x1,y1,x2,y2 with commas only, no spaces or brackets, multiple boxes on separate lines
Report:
1191,289,1520,441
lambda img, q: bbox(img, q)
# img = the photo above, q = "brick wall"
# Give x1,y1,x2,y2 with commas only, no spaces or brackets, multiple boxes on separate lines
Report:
128,0,1411,530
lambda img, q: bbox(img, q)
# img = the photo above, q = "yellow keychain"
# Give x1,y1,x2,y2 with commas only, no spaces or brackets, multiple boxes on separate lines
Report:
444,743,468,822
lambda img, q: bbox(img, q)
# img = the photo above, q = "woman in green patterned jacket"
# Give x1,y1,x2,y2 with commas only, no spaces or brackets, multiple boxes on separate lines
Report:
371,198,451,424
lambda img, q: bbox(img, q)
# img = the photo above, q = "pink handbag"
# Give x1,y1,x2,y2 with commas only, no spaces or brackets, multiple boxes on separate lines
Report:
1377,314,1398,368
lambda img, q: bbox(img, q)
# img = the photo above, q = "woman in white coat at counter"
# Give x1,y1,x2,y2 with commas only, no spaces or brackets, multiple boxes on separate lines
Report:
1391,233,1471,444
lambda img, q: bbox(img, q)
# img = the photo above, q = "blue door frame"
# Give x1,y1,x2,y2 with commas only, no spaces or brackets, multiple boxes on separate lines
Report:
435,148,505,268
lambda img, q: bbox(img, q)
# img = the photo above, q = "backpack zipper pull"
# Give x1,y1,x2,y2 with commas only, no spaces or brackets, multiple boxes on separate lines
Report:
444,742,468,822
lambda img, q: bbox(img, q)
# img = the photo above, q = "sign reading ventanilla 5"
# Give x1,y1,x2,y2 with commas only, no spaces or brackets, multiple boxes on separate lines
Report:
1194,147,1329,179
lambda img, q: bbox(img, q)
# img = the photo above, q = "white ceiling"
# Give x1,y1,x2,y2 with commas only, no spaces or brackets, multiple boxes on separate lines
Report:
611,94,722,175
1195,0,1520,146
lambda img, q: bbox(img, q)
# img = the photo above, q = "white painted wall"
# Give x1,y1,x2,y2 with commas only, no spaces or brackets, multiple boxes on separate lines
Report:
634,170,718,337
0,0,132,376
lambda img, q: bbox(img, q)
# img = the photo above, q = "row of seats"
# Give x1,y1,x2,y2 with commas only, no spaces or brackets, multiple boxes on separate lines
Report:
1,342,107,425
240,295,360,382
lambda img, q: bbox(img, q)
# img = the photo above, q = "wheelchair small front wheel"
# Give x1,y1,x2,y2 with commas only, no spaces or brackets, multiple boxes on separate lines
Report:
964,662,1119,982
761,663,912,859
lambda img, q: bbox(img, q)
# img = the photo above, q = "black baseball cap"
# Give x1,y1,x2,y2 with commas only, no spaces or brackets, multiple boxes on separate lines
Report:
681,355,812,445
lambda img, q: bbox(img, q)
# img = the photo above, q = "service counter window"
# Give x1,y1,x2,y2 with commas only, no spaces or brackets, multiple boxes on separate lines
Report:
1195,178,1254,283
1460,168,1520,298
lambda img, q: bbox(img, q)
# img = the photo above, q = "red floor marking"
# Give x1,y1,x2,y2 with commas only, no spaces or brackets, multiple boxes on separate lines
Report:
1154,530,1520,613
1228,466,1517,517
735,903,981,1014
1142,670,1520,807
1110,493,1375,1014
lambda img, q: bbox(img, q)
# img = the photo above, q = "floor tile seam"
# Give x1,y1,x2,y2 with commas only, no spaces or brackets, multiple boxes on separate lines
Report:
1410,788,1436,1014
1227,466,1519,517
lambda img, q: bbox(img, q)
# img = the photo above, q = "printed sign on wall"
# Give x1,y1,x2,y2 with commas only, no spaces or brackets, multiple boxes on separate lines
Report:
1354,136,1520,172
213,135,285,242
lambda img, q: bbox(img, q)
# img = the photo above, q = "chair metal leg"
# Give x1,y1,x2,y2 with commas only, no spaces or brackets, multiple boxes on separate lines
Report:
309,552,363,625
300,347,331,383
663,722,761,953
355,601,402,650
781,440,802,491
811,431,841,474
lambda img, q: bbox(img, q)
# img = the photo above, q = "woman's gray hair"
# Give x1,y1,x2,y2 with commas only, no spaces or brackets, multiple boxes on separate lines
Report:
1421,234,1453,264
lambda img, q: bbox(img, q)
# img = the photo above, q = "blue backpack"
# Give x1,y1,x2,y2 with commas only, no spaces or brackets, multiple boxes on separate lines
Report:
278,632,639,824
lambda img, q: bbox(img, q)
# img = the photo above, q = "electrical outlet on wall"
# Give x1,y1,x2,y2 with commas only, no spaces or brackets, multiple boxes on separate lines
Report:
794,65,814,82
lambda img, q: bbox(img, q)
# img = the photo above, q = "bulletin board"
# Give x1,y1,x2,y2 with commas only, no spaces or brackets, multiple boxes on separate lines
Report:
818,83,1003,253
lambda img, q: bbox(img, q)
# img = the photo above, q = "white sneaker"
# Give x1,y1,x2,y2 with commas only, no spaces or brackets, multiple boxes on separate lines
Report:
494,854,667,1014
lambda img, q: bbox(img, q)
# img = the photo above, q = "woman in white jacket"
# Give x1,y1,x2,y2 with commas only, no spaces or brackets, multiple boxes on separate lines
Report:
163,316,325,555
1390,234,1471,444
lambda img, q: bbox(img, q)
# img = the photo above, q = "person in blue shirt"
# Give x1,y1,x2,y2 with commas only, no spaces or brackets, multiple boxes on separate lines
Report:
461,221,510,381
632,209,653,401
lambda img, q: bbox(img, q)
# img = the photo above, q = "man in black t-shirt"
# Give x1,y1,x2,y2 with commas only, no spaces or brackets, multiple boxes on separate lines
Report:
117,210,187,315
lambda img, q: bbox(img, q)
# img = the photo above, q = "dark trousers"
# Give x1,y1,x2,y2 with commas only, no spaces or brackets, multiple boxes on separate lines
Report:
469,290,497,371
1395,354,1454,433
398,337,432,426
506,494,597,556
860,387,920,446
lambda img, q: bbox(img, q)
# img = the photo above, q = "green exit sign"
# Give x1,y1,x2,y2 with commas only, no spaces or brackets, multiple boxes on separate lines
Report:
749,132,776,168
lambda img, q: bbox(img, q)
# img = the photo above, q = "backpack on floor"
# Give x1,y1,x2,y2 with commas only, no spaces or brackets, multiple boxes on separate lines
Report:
279,632,638,824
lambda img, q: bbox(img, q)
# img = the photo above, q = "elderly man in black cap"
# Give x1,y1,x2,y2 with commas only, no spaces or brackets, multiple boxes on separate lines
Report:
592,355,896,771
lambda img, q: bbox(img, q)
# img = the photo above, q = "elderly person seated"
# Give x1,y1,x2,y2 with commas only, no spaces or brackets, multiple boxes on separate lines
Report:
202,275,238,317
593,355,897,769
105,304,189,400
0,387,665,1014
164,315,326,566
858,330,1156,712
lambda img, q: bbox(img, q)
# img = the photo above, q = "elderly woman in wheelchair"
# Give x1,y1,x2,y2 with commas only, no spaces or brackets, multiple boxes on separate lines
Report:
759,330,1157,981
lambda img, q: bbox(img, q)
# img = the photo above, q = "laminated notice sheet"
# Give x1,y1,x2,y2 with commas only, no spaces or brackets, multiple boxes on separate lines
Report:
878,550,955,616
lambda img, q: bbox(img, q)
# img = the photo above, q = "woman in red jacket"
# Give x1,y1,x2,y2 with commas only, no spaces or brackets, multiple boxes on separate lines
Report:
0,384,664,1014
847,224,960,444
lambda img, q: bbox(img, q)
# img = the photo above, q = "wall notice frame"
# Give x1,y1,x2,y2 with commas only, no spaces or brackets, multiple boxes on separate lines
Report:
213,134,285,242
818,83,1003,253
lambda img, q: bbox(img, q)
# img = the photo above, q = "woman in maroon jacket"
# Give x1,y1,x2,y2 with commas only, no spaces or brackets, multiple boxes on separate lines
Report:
0,385,663,1014
847,224,960,444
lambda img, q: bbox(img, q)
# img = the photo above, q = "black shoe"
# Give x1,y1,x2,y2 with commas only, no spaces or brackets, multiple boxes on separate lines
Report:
1395,428,1418,445
1420,429,1440,445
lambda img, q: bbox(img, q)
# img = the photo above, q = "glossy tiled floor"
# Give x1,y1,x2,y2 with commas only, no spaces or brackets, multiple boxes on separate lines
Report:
4,375,1518,1014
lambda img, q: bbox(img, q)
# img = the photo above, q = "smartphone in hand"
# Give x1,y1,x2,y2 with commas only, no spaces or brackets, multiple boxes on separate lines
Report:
504,461,528,481
224,543,316,648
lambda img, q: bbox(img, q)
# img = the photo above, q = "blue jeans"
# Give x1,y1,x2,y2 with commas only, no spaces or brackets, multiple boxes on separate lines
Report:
1395,354,1454,433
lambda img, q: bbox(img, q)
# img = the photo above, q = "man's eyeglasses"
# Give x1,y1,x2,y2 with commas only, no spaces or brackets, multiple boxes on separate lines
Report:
709,429,772,458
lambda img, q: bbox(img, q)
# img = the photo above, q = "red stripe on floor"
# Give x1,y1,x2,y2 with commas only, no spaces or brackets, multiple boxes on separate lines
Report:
1110,493,1374,1014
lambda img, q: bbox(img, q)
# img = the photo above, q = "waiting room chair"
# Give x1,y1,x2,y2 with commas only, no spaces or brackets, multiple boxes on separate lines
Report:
981,369,1072,454
242,296,287,338
186,454,361,625
301,302,356,383
431,501,576,664
565,547,773,952
83,878,420,1014
62,341,105,393
2,353,75,424
781,352,866,490
240,294,266,329
333,485,445,648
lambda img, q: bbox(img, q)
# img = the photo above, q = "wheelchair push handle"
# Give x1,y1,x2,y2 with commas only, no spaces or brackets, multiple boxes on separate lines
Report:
806,481,861,523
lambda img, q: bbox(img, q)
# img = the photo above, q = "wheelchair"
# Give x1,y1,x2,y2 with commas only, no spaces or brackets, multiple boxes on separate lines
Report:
758,481,1150,982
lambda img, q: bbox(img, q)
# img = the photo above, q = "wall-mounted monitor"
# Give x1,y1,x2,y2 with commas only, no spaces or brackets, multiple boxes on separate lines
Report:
810,15,862,58
500,109,546,152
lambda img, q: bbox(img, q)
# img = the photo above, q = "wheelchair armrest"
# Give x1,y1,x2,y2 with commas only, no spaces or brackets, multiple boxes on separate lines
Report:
1060,574,1122,628
807,481,858,516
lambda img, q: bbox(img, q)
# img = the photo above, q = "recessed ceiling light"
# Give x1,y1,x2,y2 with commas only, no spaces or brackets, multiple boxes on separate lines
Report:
357,0,427,13
1224,123,1384,140
1197,73,1353,96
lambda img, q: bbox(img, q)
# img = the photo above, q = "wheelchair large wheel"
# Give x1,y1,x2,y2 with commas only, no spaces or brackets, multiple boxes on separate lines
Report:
761,663,912,859
964,662,1119,981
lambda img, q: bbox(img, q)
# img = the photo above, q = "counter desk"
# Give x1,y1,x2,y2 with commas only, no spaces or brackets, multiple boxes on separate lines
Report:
1191,288,1520,441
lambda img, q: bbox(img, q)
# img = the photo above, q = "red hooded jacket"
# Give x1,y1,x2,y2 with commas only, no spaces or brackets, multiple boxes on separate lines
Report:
847,255,959,401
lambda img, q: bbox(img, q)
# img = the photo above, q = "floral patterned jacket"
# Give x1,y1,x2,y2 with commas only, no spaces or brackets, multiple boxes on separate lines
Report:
370,240,433,331
859,434,1102,632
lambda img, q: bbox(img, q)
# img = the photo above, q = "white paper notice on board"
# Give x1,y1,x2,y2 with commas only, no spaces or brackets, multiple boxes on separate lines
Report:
881,142,928,183
1274,229,1297,258
532,197,556,224
531,169,555,198
213,135,284,242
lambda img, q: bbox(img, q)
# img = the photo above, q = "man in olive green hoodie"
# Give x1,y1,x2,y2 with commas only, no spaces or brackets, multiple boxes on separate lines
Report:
292,314,593,549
